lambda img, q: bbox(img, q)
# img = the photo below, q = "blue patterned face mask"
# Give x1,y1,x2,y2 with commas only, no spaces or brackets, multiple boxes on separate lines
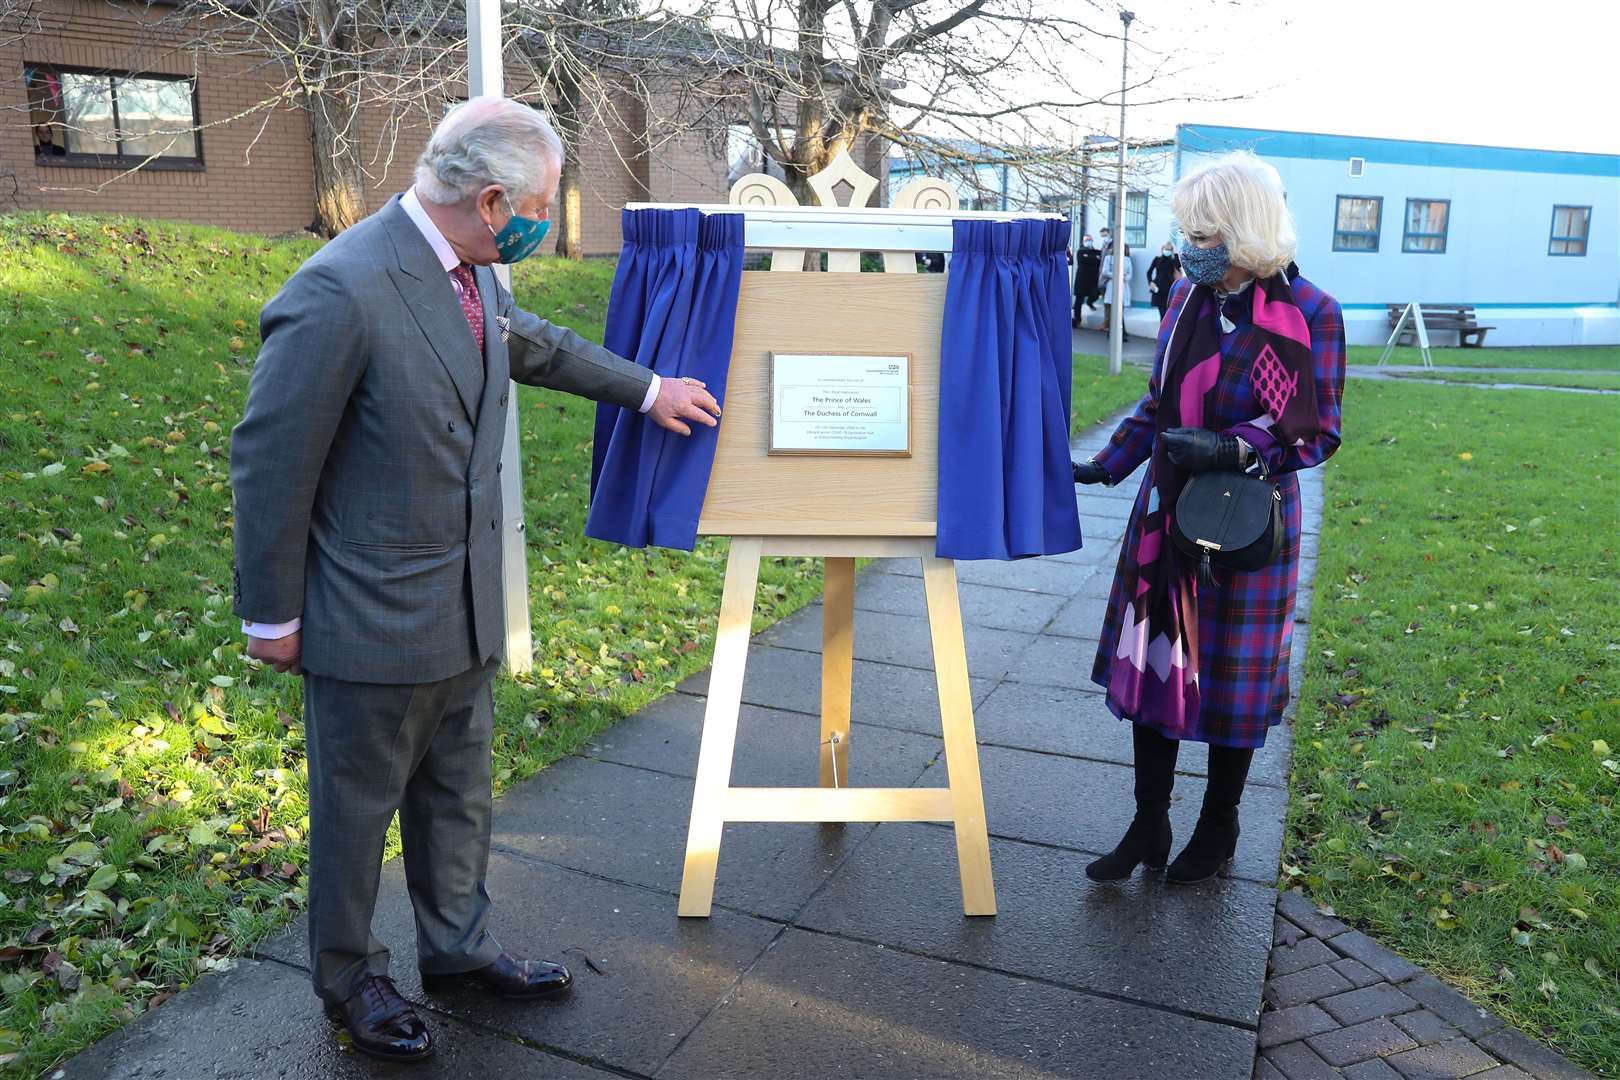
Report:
1178,239,1231,286
489,193,551,263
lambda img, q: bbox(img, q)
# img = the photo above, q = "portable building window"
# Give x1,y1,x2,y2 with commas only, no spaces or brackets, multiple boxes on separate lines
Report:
1333,195,1382,252
1402,199,1450,253
1548,205,1590,256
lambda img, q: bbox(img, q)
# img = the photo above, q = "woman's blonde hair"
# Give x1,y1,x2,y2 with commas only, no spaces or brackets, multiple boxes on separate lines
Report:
1170,152,1297,277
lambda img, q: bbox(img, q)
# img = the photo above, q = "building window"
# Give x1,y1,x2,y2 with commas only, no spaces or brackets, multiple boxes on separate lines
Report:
1402,198,1449,253
26,63,200,166
1333,195,1382,252
726,122,793,188
1549,205,1590,256
1109,191,1148,247
1348,157,1365,178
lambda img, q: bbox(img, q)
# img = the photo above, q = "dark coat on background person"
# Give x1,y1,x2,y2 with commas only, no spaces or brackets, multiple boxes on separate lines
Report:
1073,245,1102,321
1148,252,1181,320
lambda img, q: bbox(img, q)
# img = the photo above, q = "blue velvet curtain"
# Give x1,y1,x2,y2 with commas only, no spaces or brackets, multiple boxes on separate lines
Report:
936,218,1082,560
586,208,744,550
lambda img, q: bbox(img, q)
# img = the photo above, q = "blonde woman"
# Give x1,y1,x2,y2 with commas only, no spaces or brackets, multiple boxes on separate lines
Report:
1072,154,1345,884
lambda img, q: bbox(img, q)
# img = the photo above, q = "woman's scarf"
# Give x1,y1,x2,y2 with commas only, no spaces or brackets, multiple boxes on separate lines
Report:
1105,270,1318,734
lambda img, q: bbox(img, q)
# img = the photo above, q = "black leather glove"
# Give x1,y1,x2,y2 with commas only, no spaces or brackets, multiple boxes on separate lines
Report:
1073,459,1110,485
1160,427,1241,473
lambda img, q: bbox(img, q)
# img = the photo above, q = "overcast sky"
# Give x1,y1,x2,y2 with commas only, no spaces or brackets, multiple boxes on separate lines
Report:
1112,0,1616,154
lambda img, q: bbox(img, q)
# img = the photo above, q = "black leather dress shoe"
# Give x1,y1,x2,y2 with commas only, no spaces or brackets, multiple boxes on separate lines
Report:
421,951,573,1000
325,975,433,1062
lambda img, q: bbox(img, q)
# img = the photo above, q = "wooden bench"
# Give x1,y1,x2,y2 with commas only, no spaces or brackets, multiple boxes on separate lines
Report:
1386,303,1495,347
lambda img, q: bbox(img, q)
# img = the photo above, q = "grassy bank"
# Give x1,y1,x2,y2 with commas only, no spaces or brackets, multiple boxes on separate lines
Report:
1350,344,1620,371
0,215,826,1074
1284,379,1619,1073
1071,354,1151,432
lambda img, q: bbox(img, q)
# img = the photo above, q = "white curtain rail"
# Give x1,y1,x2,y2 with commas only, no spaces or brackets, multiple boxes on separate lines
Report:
625,202,1066,253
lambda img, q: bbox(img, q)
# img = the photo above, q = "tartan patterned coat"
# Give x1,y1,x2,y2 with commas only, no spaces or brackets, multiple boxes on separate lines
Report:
1088,273,1345,747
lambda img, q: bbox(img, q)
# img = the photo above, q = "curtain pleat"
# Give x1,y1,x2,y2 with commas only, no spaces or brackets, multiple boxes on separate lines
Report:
936,218,1082,560
585,208,744,550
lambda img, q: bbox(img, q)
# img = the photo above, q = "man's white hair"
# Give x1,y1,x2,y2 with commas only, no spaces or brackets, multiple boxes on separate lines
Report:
1171,152,1298,277
415,96,565,205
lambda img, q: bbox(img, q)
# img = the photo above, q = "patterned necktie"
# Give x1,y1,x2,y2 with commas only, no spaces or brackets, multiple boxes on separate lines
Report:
448,263,485,351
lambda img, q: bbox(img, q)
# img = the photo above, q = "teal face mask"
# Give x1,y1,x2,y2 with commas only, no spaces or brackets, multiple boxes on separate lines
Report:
489,193,550,263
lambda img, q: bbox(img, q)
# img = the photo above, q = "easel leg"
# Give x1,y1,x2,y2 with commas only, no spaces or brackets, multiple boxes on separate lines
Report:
678,536,764,917
820,557,855,787
921,554,997,916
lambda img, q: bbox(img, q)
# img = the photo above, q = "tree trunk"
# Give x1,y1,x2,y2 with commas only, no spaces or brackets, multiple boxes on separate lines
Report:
552,66,586,260
307,0,363,237
308,86,365,237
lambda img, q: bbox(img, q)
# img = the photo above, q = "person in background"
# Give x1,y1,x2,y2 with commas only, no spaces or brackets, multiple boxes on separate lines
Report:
1073,233,1103,327
1072,152,1344,887
1100,238,1133,342
1148,239,1181,323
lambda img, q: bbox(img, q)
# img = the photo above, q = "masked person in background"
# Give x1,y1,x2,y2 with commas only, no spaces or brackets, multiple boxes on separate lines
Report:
1100,236,1133,342
1073,233,1103,327
1148,240,1181,323
231,96,721,1062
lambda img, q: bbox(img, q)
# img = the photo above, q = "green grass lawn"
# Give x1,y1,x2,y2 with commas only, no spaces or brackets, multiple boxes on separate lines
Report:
1385,369,1620,392
1285,380,1619,1073
0,215,828,1075
1350,344,1620,371
1071,353,1150,432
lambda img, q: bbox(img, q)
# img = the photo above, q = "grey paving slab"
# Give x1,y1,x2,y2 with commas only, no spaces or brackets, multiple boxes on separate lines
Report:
794,825,1275,1026
678,643,996,720
659,927,1258,1080
1003,632,1107,690
1475,1027,1598,1079
877,553,1103,596
846,570,1069,633
941,680,1294,789
949,743,1289,883
489,753,934,922
756,604,1036,679
1079,513,1129,541
583,692,942,786
1043,538,1122,569
58,955,620,1080
1045,592,1112,639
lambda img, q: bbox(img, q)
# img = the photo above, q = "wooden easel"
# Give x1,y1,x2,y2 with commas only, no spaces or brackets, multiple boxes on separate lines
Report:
636,152,1054,918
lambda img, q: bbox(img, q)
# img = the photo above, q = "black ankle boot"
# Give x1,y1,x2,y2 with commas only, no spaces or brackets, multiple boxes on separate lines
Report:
1166,743,1253,885
1086,724,1179,882
1086,809,1172,881
1165,812,1239,884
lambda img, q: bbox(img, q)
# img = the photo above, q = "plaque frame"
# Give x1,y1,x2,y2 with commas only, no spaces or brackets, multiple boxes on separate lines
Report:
766,350,914,458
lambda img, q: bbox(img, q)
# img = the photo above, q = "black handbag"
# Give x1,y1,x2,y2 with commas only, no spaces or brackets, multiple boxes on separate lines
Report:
1171,467,1282,583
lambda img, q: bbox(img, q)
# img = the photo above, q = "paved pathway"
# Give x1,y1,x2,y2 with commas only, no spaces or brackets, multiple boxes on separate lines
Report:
1346,365,1617,395
60,412,1319,1079
1260,892,1597,1080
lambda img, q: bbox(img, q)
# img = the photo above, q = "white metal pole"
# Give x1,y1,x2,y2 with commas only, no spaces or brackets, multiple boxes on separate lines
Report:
468,0,534,675
1109,10,1134,376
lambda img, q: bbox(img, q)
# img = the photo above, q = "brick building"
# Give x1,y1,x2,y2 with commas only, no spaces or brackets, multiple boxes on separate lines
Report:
0,0,777,254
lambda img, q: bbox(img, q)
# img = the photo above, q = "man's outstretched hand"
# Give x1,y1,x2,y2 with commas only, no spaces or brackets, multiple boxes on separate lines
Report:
647,377,722,436
247,630,302,675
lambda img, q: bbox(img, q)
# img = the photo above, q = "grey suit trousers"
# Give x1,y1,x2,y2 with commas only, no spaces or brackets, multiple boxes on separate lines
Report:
302,657,504,1003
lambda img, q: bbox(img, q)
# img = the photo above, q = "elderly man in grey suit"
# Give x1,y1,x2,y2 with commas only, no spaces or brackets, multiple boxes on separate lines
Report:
230,97,720,1062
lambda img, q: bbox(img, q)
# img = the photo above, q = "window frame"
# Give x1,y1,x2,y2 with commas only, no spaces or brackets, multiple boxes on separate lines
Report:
1332,194,1383,252
1548,204,1591,257
1401,197,1450,254
26,61,204,170
1109,190,1149,248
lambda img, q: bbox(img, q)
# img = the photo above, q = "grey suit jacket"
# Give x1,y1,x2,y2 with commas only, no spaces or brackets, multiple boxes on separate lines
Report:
230,195,653,685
